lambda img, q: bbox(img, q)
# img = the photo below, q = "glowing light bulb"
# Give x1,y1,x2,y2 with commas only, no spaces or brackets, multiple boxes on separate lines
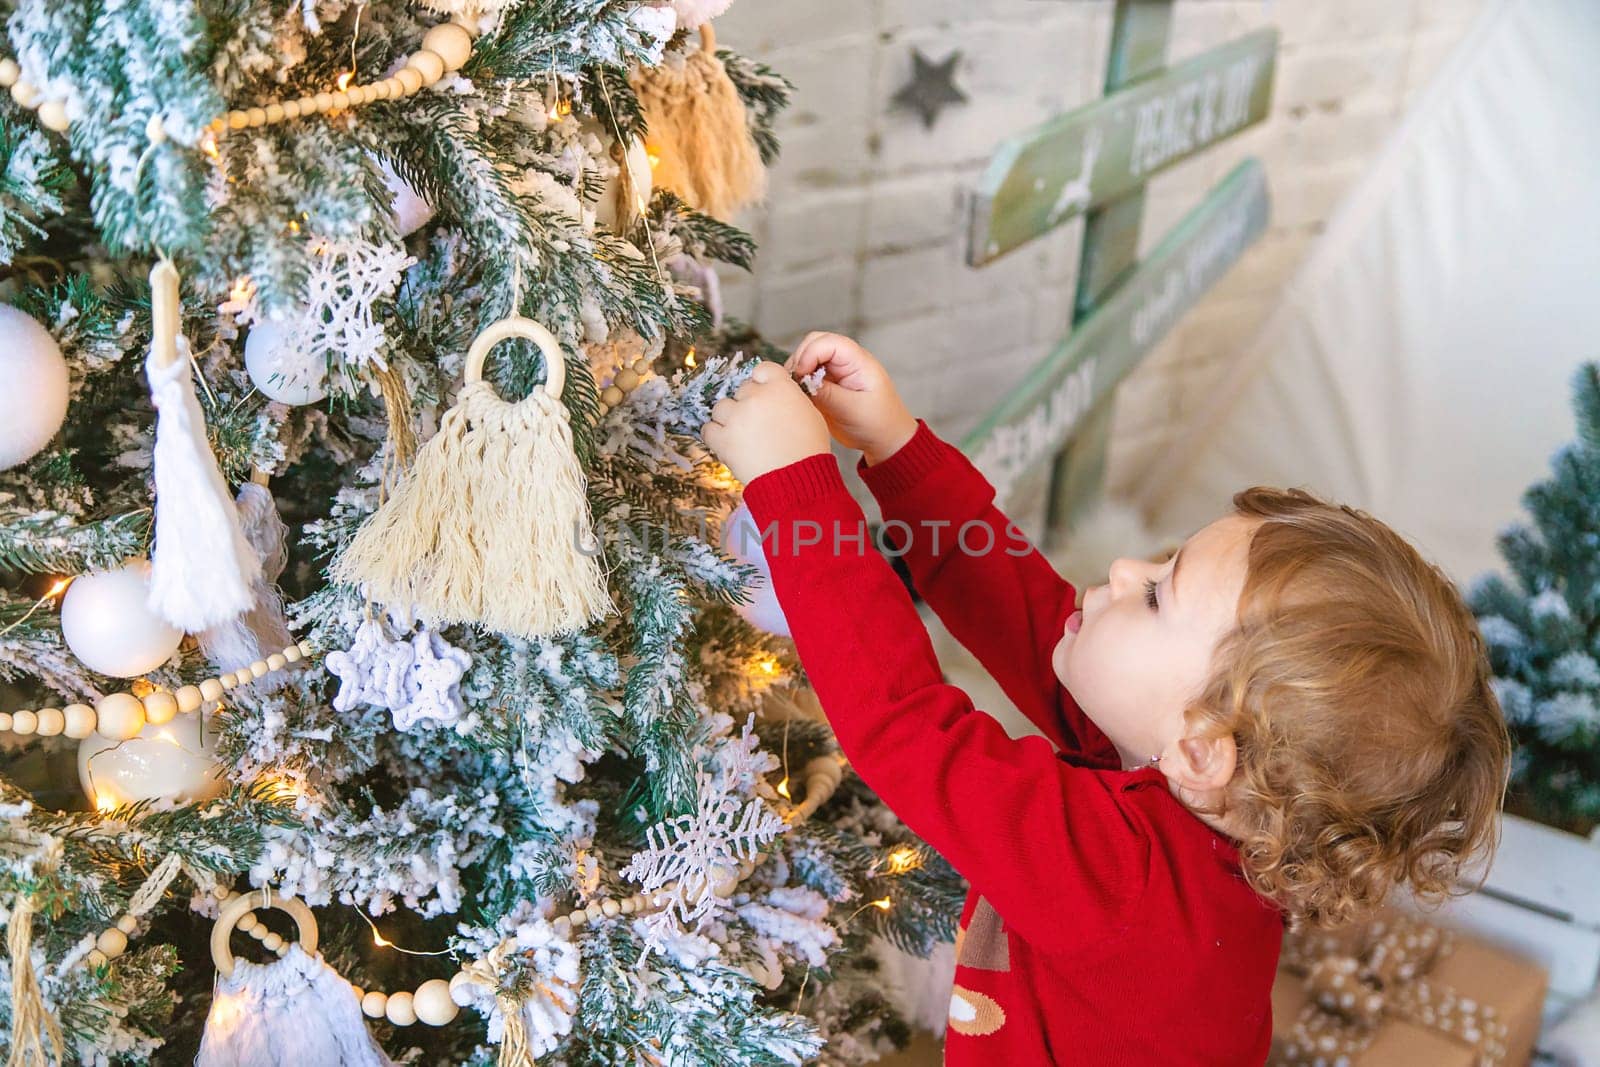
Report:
336,71,355,92
45,577,70,599
871,897,892,911
229,276,255,306
776,778,791,799
372,929,391,948
200,130,220,159
95,794,115,813
885,846,921,875
685,346,697,368
260,775,301,802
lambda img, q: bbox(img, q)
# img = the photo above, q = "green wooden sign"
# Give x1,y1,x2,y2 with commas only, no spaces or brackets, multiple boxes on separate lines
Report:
967,28,1278,267
961,158,1269,505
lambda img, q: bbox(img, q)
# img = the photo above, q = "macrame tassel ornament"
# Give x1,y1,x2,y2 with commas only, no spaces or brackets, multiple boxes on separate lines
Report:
630,23,766,221
198,479,294,673
200,892,392,1067
7,892,64,1067
334,317,613,639
145,259,260,631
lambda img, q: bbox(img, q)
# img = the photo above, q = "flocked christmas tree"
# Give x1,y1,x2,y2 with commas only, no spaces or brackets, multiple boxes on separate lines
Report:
0,1,962,1063
1470,362,1600,836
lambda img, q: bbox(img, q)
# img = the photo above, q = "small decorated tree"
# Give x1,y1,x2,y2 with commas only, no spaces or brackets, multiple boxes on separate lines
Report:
1470,362,1600,835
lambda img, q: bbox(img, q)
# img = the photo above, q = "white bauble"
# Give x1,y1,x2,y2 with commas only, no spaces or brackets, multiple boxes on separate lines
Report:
722,501,790,637
595,137,655,233
380,159,434,237
244,320,328,405
0,304,69,469
671,0,736,30
61,561,184,677
78,711,225,809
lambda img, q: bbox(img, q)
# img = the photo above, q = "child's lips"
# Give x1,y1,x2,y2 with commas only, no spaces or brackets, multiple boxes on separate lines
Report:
1066,609,1083,634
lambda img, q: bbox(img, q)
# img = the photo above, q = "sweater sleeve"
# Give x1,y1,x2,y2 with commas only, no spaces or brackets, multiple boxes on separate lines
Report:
855,419,1110,761
741,453,1151,953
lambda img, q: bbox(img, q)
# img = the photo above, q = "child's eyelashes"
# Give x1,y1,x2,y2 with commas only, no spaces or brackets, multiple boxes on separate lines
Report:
1144,578,1160,611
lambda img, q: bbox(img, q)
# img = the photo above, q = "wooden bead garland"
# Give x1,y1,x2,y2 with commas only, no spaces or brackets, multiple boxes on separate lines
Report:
206,21,472,141
0,640,312,745
595,356,654,416
0,20,474,144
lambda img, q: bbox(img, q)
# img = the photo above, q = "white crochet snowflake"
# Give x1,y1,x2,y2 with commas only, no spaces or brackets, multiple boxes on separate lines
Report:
325,615,471,731
622,765,785,937
292,236,414,375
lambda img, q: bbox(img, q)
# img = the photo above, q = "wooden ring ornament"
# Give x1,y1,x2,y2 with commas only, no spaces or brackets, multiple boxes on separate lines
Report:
211,889,318,977
464,316,568,400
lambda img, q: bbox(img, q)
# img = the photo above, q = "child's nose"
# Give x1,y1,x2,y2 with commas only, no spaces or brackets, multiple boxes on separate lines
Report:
1107,556,1146,596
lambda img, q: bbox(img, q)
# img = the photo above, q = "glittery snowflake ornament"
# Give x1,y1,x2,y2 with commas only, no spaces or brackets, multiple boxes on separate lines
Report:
244,236,414,403
325,615,471,731
303,236,414,372
622,761,785,941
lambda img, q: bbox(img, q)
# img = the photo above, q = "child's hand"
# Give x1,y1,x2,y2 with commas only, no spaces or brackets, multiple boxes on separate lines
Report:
786,332,918,466
701,362,832,485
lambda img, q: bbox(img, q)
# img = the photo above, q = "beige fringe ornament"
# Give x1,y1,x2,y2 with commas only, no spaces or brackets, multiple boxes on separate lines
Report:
373,362,417,471
629,23,765,221
7,893,64,1067
333,317,614,639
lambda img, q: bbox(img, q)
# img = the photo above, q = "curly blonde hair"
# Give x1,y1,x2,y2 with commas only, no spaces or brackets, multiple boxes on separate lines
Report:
1190,487,1511,930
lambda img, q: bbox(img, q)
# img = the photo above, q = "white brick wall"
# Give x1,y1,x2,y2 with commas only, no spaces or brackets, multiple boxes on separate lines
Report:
714,0,1485,518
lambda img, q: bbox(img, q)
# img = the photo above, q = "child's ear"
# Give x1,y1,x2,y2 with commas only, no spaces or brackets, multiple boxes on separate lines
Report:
1175,732,1237,793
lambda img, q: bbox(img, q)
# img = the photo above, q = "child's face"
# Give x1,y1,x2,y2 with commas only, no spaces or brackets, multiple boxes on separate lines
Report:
1051,515,1258,770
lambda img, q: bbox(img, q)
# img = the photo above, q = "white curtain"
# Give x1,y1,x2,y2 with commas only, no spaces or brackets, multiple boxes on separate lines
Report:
1146,0,1600,587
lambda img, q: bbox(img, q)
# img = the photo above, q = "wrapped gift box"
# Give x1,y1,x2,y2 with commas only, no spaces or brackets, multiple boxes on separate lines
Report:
1270,910,1547,1066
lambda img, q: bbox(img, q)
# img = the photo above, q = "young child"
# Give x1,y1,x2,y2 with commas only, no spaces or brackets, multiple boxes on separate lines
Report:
699,334,1510,1065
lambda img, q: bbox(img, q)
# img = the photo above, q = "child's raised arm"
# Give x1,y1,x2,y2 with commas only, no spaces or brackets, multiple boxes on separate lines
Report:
788,335,1098,756
737,449,1153,955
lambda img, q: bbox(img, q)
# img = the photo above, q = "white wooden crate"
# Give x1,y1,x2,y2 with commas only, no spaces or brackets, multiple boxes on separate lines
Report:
1404,813,1600,1027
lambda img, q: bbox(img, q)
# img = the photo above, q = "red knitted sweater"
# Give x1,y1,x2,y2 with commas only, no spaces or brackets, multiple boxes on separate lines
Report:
741,419,1282,1065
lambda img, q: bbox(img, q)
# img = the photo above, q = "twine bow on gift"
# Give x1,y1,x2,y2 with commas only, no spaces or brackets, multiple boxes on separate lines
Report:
1273,914,1509,1066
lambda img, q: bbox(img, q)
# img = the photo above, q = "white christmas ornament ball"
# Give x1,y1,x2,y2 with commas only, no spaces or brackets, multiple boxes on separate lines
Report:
671,0,737,30
380,160,435,237
0,304,69,469
244,320,328,405
722,501,790,637
78,710,225,809
61,561,184,677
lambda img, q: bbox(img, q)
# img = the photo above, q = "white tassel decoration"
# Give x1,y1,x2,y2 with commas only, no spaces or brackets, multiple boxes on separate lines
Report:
197,945,393,1067
144,260,260,631
334,316,614,639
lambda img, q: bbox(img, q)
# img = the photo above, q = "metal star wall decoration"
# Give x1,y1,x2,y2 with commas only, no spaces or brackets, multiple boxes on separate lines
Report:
892,48,968,130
